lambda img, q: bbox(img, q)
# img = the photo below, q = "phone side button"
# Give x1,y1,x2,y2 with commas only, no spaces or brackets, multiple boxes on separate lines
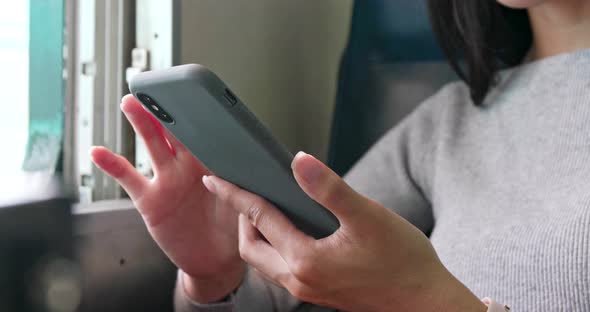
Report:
224,88,238,106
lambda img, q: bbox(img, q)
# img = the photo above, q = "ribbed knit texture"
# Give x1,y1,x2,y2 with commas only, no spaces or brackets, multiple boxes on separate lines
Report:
176,49,590,312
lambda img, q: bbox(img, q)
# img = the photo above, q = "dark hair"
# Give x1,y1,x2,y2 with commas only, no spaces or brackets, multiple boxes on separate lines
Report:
427,1,532,105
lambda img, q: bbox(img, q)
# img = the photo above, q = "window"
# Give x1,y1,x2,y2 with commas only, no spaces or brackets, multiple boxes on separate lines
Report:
0,1,29,175
1,0,349,209
25,0,65,174
0,0,140,203
0,0,144,203
0,0,65,179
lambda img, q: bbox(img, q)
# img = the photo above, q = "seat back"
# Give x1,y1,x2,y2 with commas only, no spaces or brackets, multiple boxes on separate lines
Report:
328,0,458,175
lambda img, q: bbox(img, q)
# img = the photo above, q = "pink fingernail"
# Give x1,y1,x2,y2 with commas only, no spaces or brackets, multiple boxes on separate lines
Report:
89,146,98,156
292,151,307,170
295,153,322,184
202,176,217,194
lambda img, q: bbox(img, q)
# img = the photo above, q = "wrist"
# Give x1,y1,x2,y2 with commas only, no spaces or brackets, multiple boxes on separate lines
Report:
421,269,487,312
375,267,487,312
182,263,246,304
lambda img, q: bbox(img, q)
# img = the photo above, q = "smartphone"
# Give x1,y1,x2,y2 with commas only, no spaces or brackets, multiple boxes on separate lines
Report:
129,64,339,239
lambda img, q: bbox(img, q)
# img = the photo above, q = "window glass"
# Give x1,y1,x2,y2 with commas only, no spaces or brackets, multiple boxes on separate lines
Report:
0,1,29,175
23,0,64,173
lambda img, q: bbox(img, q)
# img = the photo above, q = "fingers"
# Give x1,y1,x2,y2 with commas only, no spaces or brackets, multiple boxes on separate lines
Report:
202,175,313,259
239,215,317,303
90,146,148,200
238,214,291,286
121,95,175,169
162,126,189,156
291,152,365,225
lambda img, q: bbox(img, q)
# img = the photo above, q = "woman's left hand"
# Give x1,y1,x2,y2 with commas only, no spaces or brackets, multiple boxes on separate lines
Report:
201,152,486,312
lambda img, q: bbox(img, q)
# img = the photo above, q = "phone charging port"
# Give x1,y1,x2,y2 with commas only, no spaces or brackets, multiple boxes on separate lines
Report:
224,88,238,106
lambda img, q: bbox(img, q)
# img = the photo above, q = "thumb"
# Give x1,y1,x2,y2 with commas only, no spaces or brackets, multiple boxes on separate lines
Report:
291,152,365,225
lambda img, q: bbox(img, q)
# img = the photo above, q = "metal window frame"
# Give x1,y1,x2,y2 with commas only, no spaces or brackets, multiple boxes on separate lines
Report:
63,0,78,198
65,0,178,203
67,0,135,203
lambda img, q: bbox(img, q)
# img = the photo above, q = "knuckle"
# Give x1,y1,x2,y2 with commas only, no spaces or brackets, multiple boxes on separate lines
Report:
319,177,346,206
110,155,128,178
216,183,234,203
246,200,265,227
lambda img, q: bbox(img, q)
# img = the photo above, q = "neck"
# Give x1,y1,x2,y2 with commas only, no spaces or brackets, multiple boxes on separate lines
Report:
528,0,590,60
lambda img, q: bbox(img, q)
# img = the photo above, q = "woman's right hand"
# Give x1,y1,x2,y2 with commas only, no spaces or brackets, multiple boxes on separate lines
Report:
90,95,244,303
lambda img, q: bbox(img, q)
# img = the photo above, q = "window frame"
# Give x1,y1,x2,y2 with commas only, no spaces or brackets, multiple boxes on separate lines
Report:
63,0,178,204
67,0,136,203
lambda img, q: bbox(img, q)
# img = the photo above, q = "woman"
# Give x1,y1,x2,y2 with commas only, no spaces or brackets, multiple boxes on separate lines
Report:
91,0,590,311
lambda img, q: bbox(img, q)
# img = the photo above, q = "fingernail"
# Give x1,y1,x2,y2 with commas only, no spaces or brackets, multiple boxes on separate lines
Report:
89,146,98,155
294,152,322,184
202,176,217,194
292,151,307,169
88,146,101,160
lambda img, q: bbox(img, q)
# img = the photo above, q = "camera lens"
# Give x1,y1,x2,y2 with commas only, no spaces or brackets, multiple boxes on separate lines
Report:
136,93,175,124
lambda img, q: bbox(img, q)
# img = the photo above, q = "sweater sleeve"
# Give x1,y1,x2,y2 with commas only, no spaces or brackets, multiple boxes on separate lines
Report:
174,85,452,312
174,268,337,312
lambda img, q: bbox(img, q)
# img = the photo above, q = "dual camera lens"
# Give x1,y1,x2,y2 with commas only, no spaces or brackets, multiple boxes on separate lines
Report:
136,93,175,124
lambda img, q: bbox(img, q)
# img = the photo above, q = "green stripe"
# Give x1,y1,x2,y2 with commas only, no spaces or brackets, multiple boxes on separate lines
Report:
23,0,64,172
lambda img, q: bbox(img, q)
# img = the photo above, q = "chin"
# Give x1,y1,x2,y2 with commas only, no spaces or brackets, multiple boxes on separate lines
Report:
496,0,548,9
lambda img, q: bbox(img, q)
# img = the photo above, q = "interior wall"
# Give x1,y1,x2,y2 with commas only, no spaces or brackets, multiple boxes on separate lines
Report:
178,0,353,161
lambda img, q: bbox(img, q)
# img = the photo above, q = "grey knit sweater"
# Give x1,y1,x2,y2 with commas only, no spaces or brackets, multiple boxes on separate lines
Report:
175,49,590,311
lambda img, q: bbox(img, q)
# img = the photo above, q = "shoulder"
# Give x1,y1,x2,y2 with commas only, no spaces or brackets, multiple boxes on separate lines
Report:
398,80,474,139
420,80,472,116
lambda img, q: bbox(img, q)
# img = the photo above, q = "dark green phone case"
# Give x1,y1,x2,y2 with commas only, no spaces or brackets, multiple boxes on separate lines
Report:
129,64,339,239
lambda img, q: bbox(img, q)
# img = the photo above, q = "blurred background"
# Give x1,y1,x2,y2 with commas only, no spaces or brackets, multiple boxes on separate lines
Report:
1,0,352,202
0,0,456,311
0,1,29,176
